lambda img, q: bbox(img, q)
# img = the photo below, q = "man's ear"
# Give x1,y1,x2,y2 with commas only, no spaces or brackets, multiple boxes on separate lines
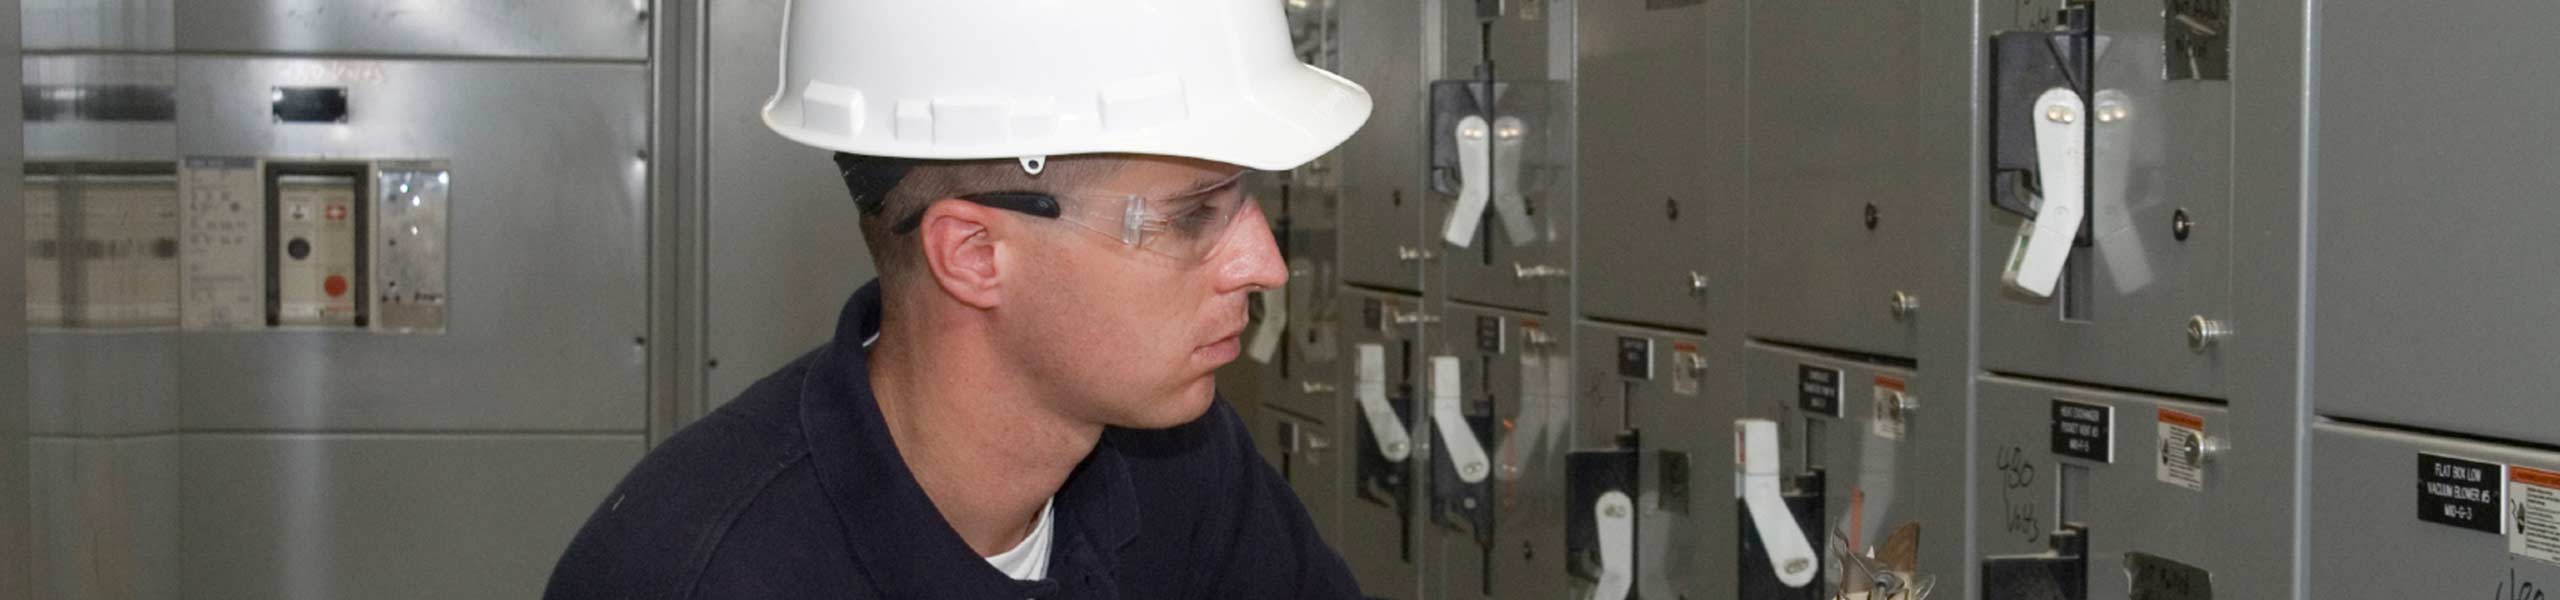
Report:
917,199,1006,310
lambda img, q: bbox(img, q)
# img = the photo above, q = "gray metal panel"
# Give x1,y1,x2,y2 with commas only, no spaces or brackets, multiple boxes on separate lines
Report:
22,55,178,161
1333,0,1428,292
1742,343,1943,596
172,0,648,61
1256,409,1343,551
1977,0,2234,400
2310,2,2560,447
1258,170,1346,425
19,0,171,51
30,436,182,600
1336,287,1426,598
1744,0,1973,360
0,3,26,596
703,0,875,409
179,434,643,599
1569,320,1716,600
174,58,650,431
1426,0,1573,314
1571,0,1735,331
1973,375,2270,600
2310,422,2560,598
1426,302,1570,599
27,332,179,436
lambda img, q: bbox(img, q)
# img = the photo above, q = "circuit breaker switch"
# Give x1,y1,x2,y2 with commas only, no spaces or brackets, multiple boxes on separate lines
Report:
2001,88,2089,298
1429,356,1490,483
1356,343,1413,462
1737,419,1819,588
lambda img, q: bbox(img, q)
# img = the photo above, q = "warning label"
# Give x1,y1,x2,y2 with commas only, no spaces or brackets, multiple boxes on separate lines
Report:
2156,409,2207,491
2511,465,2560,566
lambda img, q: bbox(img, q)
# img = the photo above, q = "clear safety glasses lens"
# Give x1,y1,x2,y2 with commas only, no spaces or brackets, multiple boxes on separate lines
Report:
897,171,1257,264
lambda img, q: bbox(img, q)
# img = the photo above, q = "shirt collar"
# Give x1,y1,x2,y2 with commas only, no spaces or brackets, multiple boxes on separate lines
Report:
799,281,1140,597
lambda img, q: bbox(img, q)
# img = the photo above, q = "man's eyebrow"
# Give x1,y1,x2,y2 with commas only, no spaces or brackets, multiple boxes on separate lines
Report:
1175,171,1249,195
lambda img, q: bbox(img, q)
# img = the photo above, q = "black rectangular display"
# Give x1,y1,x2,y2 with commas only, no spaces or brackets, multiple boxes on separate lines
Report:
2050,399,2114,463
1797,365,1843,418
2418,452,2505,534
1617,337,1652,380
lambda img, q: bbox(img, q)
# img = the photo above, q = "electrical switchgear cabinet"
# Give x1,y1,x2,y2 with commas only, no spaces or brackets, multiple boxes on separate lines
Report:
1571,0,1737,332
2309,1,2560,449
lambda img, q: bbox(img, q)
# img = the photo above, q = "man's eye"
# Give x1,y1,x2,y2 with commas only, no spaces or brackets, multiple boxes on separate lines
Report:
1169,205,1219,235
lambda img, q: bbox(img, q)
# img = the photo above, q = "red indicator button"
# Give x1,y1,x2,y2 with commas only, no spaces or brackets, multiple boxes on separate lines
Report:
325,275,350,298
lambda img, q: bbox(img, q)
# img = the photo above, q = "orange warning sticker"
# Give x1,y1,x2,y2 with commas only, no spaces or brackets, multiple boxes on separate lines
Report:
2158,408,2206,431
2156,409,2207,491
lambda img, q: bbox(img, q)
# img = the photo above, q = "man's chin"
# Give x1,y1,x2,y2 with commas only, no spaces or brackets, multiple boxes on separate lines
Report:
1112,378,1222,430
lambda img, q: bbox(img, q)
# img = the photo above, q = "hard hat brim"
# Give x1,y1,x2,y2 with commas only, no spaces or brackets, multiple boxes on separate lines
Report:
763,63,1373,172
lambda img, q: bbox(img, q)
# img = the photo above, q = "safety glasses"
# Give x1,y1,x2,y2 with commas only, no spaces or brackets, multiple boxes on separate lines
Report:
891,170,1256,264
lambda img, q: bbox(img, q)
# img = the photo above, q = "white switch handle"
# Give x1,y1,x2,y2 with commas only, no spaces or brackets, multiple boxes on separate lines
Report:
1588,490,1636,600
1430,356,1490,484
1356,344,1412,462
1489,116,1537,246
1245,288,1286,364
2001,87,2089,298
1737,419,1819,588
1441,116,1493,248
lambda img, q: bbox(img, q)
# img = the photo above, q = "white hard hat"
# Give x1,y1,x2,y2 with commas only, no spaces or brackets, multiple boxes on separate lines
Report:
761,0,1374,172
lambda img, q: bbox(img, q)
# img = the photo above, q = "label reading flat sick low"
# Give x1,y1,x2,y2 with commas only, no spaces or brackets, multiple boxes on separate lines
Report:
2418,452,2505,534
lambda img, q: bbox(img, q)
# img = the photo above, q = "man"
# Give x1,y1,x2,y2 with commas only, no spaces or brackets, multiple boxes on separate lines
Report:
543,0,1373,598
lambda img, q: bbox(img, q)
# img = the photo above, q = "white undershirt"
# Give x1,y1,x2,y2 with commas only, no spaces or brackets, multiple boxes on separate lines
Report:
984,498,1057,581
867,332,1055,582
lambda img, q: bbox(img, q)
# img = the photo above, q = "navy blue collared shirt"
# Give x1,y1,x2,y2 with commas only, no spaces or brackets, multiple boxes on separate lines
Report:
544,282,1360,599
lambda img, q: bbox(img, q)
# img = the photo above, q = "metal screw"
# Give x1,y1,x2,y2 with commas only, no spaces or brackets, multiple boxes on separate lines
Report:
2046,105,2078,124
1463,497,1479,510
1865,203,1881,230
1387,440,1409,455
1666,197,1681,221
1463,463,1485,478
1893,392,1919,414
1890,291,1920,321
1397,246,1438,262
1394,312,1442,325
1302,381,1338,394
2172,208,2194,241
1688,272,1711,297
1603,504,1628,518
1784,558,1814,575
2187,316,2230,351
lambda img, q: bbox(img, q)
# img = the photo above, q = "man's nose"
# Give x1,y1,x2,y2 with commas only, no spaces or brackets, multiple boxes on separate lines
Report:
1212,199,1290,294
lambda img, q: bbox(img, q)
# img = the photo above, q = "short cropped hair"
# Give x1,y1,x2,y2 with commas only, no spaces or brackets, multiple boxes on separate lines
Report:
834,153,1127,289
